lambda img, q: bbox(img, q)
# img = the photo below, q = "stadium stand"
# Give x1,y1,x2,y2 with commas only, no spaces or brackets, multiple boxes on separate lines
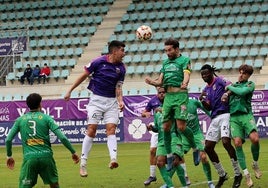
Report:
0,0,268,100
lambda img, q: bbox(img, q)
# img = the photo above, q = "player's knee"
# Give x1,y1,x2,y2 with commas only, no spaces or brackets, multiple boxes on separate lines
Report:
156,157,166,167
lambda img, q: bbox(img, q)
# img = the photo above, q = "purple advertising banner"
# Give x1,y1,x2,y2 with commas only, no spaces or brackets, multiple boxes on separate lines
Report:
0,90,268,146
0,36,27,56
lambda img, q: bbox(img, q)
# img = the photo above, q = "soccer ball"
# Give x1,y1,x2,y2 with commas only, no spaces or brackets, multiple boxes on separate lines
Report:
136,25,152,40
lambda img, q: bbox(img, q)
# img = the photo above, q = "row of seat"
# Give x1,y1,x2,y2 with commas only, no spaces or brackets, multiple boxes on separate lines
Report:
122,9,267,23
29,37,89,49
6,69,71,83
15,59,77,70
0,6,108,22
129,0,264,12
21,47,83,60
125,58,264,76
0,0,113,13
61,89,91,99
0,93,28,101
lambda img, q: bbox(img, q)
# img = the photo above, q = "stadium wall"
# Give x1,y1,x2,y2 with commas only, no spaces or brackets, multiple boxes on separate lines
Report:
1,91,268,146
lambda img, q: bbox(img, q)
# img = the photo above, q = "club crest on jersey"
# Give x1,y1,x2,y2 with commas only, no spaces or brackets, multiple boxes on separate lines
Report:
116,68,120,74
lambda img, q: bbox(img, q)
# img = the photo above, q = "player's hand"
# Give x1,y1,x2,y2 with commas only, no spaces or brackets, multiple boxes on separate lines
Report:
64,92,71,101
199,91,207,101
72,153,80,164
145,77,152,85
221,93,229,103
7,157,15,170
118,101,124,112
146,124,153,131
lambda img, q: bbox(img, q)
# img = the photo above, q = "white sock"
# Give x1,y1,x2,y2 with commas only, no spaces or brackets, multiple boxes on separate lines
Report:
180,163,188,177
150,165,156,177
81,135,93,165
243,169,250,176
213,162,226,177
231,158,241,176
107,135,117,160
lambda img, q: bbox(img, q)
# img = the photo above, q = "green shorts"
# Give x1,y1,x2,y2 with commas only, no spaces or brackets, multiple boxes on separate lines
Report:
230,113,257,141
163,91,189,123
19,157,58,188
182,131,205,153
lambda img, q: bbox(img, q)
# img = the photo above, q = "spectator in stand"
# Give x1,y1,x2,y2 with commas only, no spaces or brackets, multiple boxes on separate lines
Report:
38,63,51,84
30,65,41,85
20,64,32,85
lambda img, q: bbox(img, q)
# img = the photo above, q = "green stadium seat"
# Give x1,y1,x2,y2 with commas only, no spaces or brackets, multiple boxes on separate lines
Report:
254,59,263,68
219,49,229,58
136,65,145,74
80,90,90,98
234,60,243,69
129,88,138,95
201,29,210,37
59,59,67,68
61,70,70,79
145,65,154,74
126,66,135,75
67,59,76,68
229,49,239,58
209,50,218,59
223,60,233,69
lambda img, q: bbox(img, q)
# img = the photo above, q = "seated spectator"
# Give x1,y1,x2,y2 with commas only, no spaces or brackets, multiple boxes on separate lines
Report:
20,64,32,85
38,63,51,84
30,65,41,85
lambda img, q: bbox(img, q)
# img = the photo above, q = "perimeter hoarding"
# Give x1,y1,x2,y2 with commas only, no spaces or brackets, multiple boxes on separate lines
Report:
0,91,268,146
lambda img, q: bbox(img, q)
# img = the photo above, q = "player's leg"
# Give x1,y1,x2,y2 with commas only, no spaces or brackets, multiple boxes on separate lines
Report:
144,133,158,186
245,114,262,179
19,159,39,188
39,157,59,188
205,118,228,188
104,97,121,169
156,146,174,188
181,135,191,185
200,151,214,188
106,123,118,169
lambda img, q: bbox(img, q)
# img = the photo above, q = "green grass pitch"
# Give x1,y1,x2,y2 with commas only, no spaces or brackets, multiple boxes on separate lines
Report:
0,138,267,187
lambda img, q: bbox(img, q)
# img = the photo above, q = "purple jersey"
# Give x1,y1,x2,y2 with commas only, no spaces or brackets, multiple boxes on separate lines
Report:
202,77,229,119
145,95,162,113
85,55,126,98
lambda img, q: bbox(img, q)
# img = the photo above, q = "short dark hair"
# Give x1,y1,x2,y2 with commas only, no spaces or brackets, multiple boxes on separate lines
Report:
164,38,180,49
239,64,253,75
26,93,42,110
108,40,125,53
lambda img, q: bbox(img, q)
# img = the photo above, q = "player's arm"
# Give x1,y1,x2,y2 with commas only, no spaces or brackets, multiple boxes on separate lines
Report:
145,73,163,87
116,81,124,111
64,69,89,101
5,121,20,170
199,92,211,111
226,82,255,96
196,99,211,116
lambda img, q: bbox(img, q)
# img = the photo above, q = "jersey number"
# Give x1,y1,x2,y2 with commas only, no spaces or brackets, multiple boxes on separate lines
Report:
28,120,36,136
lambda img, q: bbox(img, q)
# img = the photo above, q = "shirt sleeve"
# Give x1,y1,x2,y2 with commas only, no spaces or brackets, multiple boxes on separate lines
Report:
227,81,255,96
5,120,20,157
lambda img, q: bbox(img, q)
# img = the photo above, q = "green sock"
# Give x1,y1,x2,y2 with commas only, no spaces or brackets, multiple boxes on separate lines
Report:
164,130,172,154
175,165,187,186
251,142,260,161
202,162,212,181
181,127,196,148
236,146,247,170
159,166,174,187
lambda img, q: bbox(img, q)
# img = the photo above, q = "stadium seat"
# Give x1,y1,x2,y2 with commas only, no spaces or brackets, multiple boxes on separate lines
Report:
193,62,202,71
219,49,229,58
234,60,243,68
189,85,199,93
234,37,244,46
200,50,209,59
229,49,239,58
15,61,23,71
142,54,151,64
136,65,145,75
3,94,13,101
59,59,67,68
215,38,224,47
254,59,263,68
196,40,205,49
145,65,154,74
239,48,249,57
13,94,22,101
70,90,79,98
223,60,233,69
209,50,219,59
214,61,223,69
190,51,199,60
249,48,258,57
155,64,162,72
259,47,268,56
61,70,70,79
205,39,214,48
50,60,58,69
128,88,138,95
80,90,90,98
67,59,76,68
139,88,148,95
126,66,135,75
245,59,254,66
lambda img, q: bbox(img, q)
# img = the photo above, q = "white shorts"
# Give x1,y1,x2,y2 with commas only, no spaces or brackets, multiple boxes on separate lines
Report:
205,113,231,142
150,132,158,148
86,94,119,125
